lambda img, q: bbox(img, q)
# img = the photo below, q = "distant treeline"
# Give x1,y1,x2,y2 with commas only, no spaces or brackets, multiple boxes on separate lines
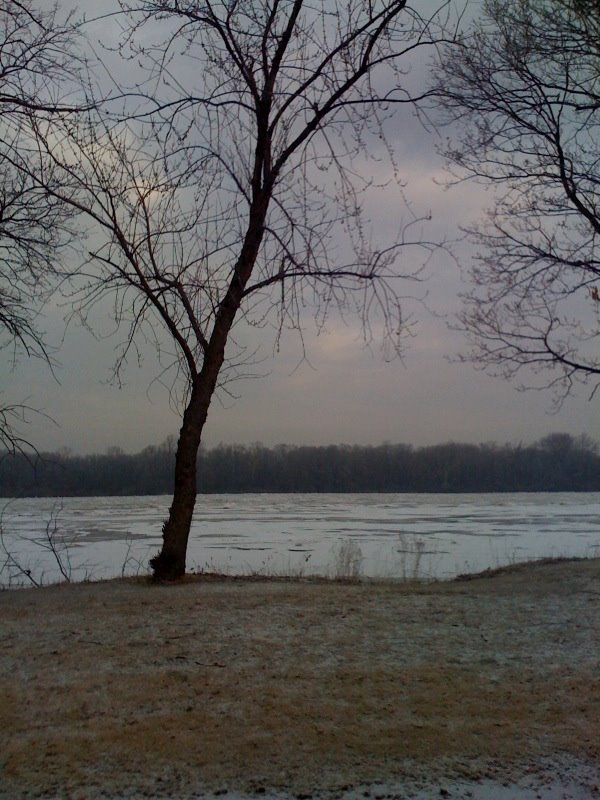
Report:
1,433,599,497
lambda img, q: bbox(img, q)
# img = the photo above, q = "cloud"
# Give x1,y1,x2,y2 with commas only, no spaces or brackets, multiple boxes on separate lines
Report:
3,0,599,455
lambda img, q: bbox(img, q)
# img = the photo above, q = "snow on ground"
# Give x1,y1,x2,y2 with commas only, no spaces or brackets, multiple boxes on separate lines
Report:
1,558,599,799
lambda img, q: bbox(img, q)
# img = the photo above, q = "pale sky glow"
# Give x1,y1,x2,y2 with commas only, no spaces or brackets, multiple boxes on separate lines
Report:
2,0,600,455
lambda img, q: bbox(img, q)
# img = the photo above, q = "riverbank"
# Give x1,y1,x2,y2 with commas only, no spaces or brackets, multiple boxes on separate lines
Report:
1,558,599,798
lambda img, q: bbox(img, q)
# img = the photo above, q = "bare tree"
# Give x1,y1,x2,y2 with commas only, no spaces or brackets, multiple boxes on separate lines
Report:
0,1,83,454
433,0,600,401
33,0,451,580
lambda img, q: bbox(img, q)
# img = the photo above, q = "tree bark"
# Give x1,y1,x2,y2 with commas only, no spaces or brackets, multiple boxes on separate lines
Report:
150,197,270,581
149,384,209,581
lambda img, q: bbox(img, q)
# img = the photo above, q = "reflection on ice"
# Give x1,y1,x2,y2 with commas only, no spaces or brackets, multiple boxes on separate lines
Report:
1,492,599,587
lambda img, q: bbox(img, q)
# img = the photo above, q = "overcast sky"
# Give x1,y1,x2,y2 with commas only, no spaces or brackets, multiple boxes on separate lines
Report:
3,0,600,455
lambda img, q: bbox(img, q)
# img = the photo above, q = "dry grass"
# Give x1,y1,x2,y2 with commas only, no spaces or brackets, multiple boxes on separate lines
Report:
1,558,599,798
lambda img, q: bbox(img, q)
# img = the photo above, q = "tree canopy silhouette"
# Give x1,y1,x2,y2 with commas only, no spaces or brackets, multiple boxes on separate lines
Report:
434,0,600,399
0,1,83,455
30,0,452,579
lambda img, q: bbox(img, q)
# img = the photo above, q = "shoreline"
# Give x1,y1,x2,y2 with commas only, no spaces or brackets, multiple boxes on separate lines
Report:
3,493,599,588
1,557,599,798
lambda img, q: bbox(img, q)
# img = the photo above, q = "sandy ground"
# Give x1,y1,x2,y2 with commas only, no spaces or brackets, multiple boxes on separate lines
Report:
0,558,599,799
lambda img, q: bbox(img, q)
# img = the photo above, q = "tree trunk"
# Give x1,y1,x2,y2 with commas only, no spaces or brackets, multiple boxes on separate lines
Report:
150,196,270,580
149,382,211,580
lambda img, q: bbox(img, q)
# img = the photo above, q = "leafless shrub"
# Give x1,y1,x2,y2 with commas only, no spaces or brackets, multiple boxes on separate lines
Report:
0,509,41,588
120,534,150,578
331,538,363,581
396,533,426,581
0,501,95,587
